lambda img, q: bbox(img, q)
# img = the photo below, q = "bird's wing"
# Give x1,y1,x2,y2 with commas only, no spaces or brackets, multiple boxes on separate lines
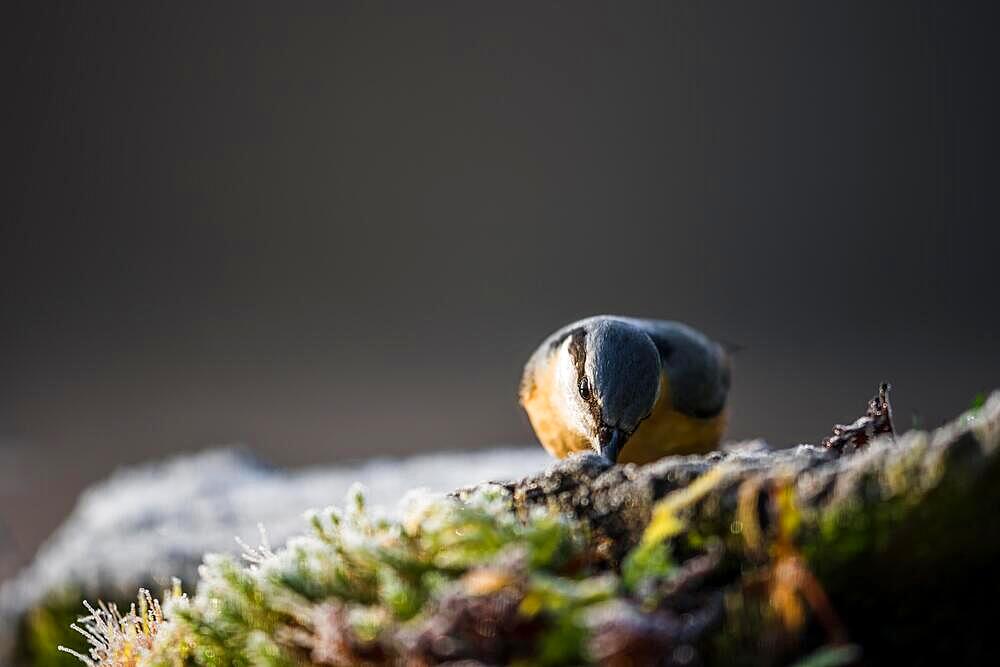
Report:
625,318,731,419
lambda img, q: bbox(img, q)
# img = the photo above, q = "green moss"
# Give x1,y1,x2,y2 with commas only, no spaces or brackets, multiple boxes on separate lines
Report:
788,644,861,667
20,592,89,667
134,488,612,666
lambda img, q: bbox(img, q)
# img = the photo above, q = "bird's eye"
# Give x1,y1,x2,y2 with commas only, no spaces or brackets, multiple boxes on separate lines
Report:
578,378,591,400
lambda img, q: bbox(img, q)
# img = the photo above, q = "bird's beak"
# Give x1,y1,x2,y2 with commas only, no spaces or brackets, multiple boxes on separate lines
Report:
597,426,628,462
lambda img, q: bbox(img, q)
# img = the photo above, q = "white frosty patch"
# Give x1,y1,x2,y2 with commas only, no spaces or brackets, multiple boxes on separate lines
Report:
0,446,549,658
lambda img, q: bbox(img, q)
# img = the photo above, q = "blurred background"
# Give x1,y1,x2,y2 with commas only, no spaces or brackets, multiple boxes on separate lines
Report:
1,1,997,581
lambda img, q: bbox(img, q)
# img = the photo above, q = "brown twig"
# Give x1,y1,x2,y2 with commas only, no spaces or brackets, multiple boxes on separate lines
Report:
821,383,895,454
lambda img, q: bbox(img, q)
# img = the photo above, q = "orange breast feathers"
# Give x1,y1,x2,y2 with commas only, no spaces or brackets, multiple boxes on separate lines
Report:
520,360,726,464
616,373,727,464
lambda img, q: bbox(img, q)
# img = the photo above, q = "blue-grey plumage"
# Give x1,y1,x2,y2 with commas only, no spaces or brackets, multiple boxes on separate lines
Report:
519,316,731,464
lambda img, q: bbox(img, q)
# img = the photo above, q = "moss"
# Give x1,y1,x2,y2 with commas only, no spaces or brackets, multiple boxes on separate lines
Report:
20,592,90,667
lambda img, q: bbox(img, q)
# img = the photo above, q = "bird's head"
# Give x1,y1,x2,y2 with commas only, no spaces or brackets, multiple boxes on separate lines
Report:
553,319,662,461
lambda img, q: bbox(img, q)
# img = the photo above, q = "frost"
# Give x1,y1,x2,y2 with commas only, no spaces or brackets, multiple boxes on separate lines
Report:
0,446,548,659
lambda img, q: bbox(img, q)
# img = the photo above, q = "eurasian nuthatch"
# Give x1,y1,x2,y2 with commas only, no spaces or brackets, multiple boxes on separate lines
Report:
520,316,731,464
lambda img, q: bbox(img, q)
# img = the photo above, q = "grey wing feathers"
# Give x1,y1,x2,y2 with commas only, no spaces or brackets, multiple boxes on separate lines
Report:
624,318,731,419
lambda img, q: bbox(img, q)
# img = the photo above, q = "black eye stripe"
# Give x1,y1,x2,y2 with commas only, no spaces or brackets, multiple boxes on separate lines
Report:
566,328,587,369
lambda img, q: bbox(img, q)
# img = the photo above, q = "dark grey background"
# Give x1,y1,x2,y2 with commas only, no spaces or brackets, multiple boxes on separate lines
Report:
1,1,997,578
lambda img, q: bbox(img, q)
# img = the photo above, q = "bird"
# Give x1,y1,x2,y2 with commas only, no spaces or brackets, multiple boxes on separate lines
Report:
519,316,731,464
